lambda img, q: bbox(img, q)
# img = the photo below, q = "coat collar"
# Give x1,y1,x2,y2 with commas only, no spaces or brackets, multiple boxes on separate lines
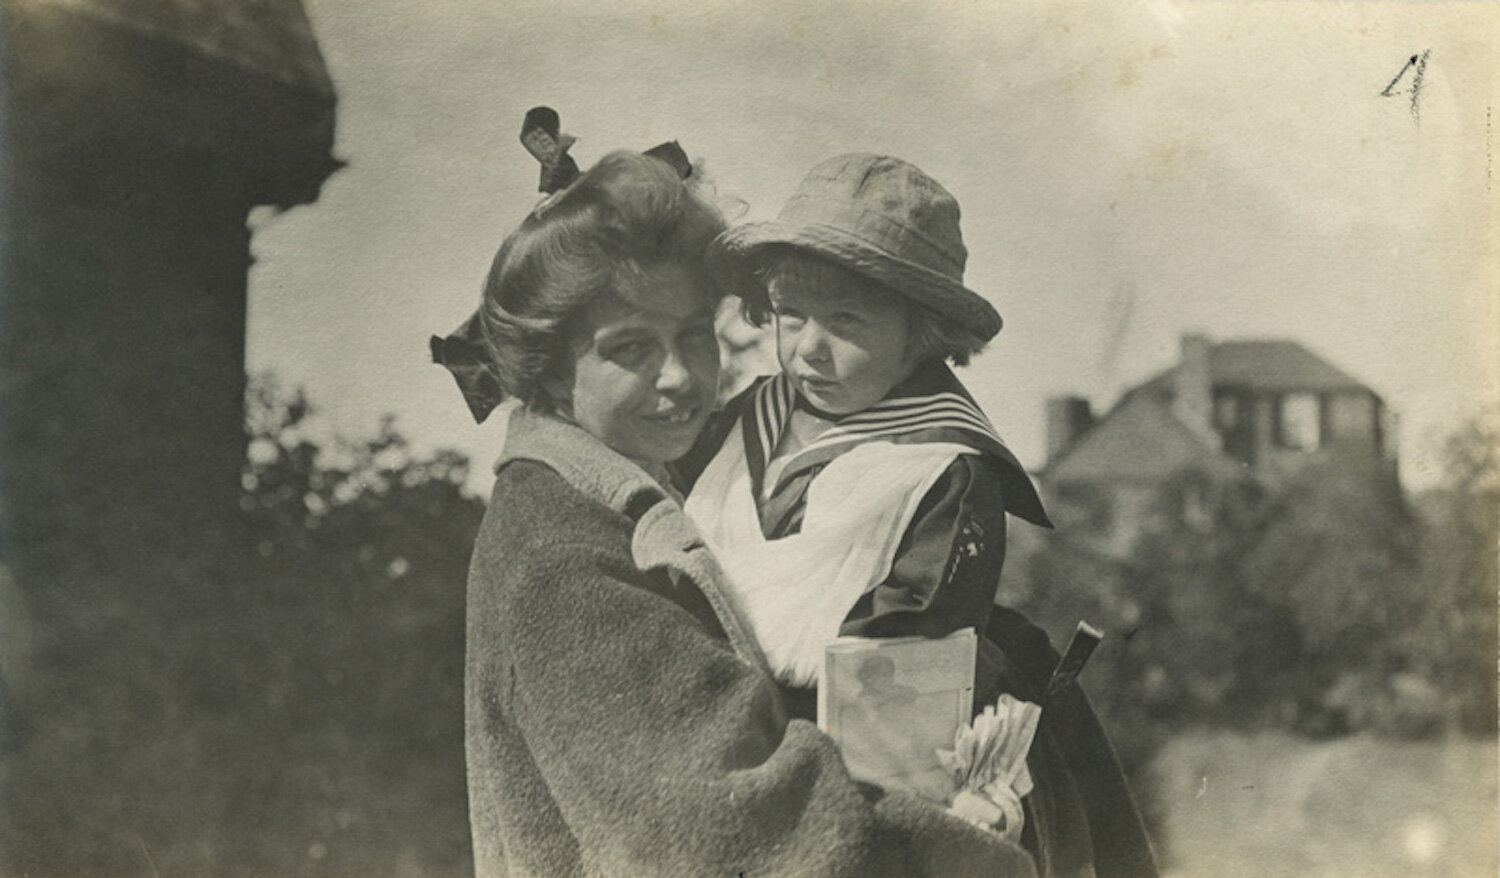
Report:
498,407,676,515
739,361,1052,528
497,408,774,675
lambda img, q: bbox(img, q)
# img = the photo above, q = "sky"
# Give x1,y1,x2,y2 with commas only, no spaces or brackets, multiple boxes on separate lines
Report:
247,0,1498,491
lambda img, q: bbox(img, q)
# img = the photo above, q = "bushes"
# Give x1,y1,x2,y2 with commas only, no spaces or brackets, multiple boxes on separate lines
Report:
1004,410,1499,858
2,378,483,876
1015,423,1491,744
231,377,482,876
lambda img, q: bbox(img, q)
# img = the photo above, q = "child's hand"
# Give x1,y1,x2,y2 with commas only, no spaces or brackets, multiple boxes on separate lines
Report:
949,788,1025,843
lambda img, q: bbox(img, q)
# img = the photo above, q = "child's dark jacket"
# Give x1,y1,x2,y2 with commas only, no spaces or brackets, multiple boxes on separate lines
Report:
464,410,1040,878
677,362,1159,878
676,361,1049,648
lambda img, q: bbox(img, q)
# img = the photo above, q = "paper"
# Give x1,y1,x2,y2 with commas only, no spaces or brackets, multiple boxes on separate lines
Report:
819,628,976,802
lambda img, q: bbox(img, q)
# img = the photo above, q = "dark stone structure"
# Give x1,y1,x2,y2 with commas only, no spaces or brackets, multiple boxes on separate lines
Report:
0,1,337,871
1,0,337,576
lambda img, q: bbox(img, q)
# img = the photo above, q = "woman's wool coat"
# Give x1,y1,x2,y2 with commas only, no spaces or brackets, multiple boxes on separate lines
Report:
464,411,1039,878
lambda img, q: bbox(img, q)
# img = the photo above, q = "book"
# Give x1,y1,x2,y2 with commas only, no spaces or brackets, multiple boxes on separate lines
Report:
818,628,976,802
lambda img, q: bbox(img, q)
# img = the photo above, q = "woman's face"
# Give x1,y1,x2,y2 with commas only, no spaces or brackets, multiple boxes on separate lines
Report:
553,264,721,465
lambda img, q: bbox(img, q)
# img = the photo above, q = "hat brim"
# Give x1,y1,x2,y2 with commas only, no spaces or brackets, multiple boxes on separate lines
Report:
707,220,1002,340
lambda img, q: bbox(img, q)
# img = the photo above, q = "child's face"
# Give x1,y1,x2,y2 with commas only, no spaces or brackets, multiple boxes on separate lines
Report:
768,272,915,416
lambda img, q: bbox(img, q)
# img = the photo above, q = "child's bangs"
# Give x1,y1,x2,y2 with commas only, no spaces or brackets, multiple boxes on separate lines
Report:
761,250,871,300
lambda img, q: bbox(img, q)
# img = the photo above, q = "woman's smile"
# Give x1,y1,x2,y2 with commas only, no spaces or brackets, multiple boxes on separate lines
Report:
646,405,701,426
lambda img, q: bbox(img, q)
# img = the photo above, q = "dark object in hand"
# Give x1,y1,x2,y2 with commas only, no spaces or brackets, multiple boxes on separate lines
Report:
1046,621,1103,704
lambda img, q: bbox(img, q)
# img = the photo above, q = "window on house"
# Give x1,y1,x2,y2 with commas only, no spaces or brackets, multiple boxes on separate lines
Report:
1276,393,1321,450
1214,394,1242,431
1214,390,1256,465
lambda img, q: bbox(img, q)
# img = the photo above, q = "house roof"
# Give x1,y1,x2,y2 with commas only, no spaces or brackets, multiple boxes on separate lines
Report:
1208,340,1368,392
30,0,334,98
1046,392,1247,483
1047,338,1379,483
1136,340,1371,399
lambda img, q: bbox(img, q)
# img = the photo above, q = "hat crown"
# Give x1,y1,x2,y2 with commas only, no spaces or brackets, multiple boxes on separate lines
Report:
777,153,968,281
706,152,1003,340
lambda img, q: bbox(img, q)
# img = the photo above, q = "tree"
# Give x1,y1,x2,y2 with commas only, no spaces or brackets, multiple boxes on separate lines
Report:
229,375,484,876
3,376,487,877
1401,407,1500,736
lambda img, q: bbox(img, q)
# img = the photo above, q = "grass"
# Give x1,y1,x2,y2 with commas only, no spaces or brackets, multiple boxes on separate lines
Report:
1151,730,1498,878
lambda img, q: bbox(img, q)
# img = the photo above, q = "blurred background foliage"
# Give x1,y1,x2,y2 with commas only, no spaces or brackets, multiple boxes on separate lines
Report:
1,382,1492,876
1002,406,1499,853
4,376,481,877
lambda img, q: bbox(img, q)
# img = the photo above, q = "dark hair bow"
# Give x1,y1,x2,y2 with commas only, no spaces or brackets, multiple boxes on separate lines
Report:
428,312,502,423
430,108,694,423
520,106,580,194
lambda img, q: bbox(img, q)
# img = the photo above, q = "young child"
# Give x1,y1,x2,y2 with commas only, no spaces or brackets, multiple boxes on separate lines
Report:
680,153,1051,711
681,154,1159,877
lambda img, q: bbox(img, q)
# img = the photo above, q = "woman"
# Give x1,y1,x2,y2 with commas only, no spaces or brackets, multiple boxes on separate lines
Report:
435,150,1038,878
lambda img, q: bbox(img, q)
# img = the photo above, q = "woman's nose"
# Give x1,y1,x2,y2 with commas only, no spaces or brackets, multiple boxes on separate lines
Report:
656,345,694,393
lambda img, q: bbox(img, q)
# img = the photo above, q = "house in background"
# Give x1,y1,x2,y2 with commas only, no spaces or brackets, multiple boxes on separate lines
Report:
1042,334,1399,557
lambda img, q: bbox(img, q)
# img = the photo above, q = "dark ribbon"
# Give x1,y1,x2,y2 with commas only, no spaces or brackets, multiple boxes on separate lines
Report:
430,107,694,423
428,312,503,424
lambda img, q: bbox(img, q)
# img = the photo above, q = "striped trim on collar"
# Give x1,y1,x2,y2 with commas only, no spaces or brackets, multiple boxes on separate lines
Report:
751,372,798,479
727,362,1051,529
797,393,1008,458
744,372,1018,495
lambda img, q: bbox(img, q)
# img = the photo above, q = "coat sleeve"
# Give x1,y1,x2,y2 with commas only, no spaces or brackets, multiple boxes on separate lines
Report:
841,454,1009,640
469,468,1036,878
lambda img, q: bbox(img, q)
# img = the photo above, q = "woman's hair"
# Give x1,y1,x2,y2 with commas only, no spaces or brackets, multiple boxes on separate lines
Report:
479,151,728,410
741,247,989,367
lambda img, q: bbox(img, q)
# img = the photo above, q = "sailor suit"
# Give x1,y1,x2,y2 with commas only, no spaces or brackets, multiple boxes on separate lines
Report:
680,361,1050,696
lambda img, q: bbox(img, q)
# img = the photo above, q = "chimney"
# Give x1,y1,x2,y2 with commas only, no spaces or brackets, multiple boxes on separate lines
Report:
1046,396,1095,465
1380,403,1401,484
1173,333,1215,443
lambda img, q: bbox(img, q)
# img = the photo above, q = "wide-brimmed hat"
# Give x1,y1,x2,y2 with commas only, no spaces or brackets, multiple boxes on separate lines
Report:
708,153,1002,340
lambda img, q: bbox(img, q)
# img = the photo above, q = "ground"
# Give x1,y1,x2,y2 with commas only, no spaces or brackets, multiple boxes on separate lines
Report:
1152,731,1498,878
